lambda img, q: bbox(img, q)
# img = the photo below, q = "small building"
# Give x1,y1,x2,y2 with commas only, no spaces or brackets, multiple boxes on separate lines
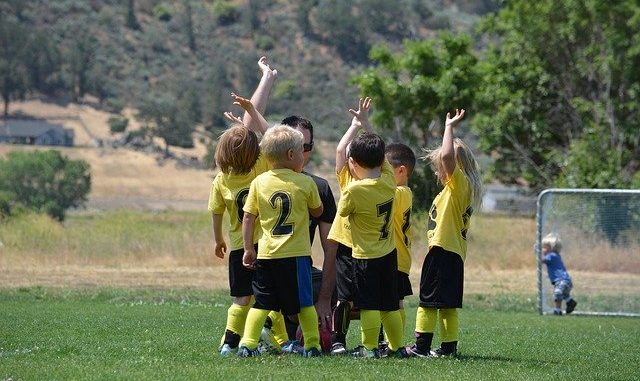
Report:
0,119,74,146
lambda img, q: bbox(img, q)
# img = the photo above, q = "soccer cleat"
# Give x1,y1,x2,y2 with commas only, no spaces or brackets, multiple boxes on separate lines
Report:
430,347,457,358
566,299,577,314
387,347,412,358
281,340,304,355
219,343,237,356
237,345,261,357
303,347,322,358
406,344,431,358
351,345,380,358
378,341,389,357
330,342,347,356
553,309,563,316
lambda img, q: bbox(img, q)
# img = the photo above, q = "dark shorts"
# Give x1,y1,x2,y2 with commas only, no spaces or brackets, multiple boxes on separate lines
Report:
252,256,314,316
335,243,356,302
353,250,399,311
419,246,464,308
397,271,413,300
228,246,256,297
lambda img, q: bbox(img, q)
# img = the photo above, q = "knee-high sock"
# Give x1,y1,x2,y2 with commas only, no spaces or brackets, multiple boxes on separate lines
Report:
267,311,289,346
239,308,269,350
298,306,320,350
439,308,459,343
360,309,381,350
381,310,403,351
226,301,253,336
415,306,437,333
331,301,351,345
399,307,406,333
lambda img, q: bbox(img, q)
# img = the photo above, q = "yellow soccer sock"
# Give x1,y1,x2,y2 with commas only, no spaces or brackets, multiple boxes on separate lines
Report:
415,306,437,334
298,306,320,350
399,307,406,333
268,311,289,347
238,308,269,350
226,302,252,336
381,310,403,351
439,308,459,343
360,309,381,350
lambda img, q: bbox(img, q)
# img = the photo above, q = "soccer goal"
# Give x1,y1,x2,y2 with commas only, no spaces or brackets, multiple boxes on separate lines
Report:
536,188,640,317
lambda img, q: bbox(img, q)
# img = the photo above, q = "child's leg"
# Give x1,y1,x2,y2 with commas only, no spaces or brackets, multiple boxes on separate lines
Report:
298,306,320,350
266,311,288,347
414,306,437,352
239,308,270,350
438,308,459,353
380,310,403,351
360,309,381,350
222,295,253,348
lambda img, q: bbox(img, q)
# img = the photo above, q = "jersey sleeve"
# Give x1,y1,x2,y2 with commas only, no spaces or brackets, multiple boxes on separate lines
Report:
337,187,354,218
243,177,259,216
207,174,225,214
307,177,322,210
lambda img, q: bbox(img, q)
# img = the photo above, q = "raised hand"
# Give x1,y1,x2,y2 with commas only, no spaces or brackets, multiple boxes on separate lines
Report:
445,108,465,128
231,92,254,112
258,56,277,78
348,97,372,130
223,111,244,125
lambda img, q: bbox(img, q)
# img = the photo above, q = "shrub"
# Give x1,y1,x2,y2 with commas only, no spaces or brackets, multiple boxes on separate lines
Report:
108,116,129,134
212,1,239,25
254,35,275,51
152,3,172,22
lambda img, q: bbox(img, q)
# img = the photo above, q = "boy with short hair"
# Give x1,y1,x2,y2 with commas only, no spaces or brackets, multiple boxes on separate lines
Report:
332,97,408,358
541,233,577,315
238,125,324,357
377,143,416,350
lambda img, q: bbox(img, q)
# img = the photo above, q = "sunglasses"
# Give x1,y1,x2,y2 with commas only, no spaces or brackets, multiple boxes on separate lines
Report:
303,142,314,152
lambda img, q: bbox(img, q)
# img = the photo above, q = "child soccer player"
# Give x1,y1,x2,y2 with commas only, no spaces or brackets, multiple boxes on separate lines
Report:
541,233,577,315
377,143,416,352
333,97,407,358
408,109,483,358
238,125,324,357
209,91,272,356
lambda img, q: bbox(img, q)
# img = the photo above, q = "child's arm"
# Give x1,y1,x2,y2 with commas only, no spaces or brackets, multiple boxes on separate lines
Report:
242,212,258,269
212,213,227,259
335,97,372,173
232,92,270,135
441,108,465,179
242,56,277,131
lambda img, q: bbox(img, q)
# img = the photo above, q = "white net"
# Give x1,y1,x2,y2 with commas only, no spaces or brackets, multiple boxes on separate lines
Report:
536,189,640,316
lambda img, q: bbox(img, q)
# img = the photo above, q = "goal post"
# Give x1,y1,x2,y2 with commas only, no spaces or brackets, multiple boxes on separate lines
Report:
536,188,640,317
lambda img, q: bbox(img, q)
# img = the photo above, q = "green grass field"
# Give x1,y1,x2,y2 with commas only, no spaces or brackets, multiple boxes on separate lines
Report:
2,287,639,381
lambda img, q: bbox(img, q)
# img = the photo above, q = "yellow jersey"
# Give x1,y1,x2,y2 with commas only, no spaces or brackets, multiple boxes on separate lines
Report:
337,161,396,259
208,155,270,250
327,165,353,247
426,164,473,261
393,185,413,274
244,168,322,259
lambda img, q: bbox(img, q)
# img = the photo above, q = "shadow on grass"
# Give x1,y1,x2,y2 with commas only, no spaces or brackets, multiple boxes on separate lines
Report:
456,353,560,365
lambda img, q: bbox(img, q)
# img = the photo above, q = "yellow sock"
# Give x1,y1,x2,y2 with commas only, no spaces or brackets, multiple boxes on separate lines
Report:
238,308,269,350
298,306,320,350
381,310,403,351
268,311,289,346
439,308,459,342
415,306,437,334
399,307,406,333
360,310,381,350
226,302,252,336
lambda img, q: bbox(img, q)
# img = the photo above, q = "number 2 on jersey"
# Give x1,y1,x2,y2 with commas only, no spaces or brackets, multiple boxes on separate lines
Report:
269,192,293,236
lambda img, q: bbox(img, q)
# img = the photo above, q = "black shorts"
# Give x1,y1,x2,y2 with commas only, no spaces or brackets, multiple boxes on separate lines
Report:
353,250,399,311
252,256,314,316
335,243,355,302
419,246,464,308
397,271,413,300
228,246,256,297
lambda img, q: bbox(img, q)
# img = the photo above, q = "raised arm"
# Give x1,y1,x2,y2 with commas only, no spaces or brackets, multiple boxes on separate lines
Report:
335,97,372,173
243,56,277,131
232,92,270,135
441,108,465,179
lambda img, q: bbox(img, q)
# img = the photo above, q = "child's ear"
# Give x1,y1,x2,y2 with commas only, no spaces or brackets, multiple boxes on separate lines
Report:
287,148,294,160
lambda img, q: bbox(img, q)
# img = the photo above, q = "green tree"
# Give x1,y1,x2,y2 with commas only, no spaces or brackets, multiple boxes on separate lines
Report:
0,150,91,221
137,93,195,152
474,0,640,190
0,14,29,117
352,32,479,209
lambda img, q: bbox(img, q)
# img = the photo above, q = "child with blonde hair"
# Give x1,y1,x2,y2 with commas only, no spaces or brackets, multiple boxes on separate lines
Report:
541,233,577,315
408,109,483,358
238,125,324,357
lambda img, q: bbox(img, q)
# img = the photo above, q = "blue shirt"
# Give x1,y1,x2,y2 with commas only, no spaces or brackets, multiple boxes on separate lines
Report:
542,251,571,284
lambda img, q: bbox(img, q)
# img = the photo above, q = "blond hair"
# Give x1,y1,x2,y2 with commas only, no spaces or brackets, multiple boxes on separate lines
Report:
542,233,562,252
423,137,483,209
215,125,260,174
259,124,304,164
